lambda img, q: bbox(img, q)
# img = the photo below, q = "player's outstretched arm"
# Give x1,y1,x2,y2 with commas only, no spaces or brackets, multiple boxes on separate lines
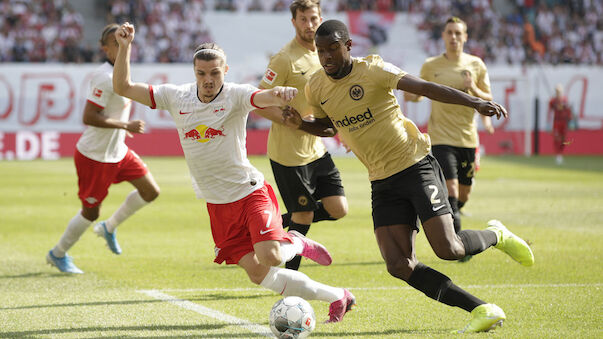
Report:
253,86,298,108
398,74,508,119
112,22,153,107
282,106,336,137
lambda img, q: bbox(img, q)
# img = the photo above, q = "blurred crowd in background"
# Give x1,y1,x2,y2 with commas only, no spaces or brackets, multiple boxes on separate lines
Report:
1,0,601,65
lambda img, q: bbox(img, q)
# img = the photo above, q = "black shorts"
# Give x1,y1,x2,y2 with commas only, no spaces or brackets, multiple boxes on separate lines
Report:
431,145,476,186
270,153,345,213
371,155,451,230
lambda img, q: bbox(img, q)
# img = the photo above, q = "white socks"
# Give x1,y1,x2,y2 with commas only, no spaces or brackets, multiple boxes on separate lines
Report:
260,266,344,303
105,190,148,232
52,212,93,257
278,237,303,265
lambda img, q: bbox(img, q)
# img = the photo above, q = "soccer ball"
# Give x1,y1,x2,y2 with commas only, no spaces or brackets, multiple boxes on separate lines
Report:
269,296,316,339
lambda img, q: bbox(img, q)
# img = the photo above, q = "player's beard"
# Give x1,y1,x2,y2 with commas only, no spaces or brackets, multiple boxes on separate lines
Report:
298,29,315,45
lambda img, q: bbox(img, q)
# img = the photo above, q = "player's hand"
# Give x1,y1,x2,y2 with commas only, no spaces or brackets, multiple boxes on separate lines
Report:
272,86,298,105
115,22,135,46
403,91,420,102
282,106,302,129
126,120,145,134
476,101,507,120
462,70,473,92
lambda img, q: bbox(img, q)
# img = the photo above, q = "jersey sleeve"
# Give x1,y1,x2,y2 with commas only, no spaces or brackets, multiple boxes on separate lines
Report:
475,59,491,95
152,83,180,111
86,72,112,109
235,83,261,115
304,81,327,119
259,52,290,89
419,61,430,81
369,56,407,90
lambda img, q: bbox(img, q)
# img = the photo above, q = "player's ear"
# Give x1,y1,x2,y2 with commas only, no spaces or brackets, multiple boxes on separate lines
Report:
346,39,352,51
224,64,229,74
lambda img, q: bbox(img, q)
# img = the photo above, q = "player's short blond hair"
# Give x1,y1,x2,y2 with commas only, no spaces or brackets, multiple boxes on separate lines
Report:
290,0,321,19
444,16,467,32
100,24,119,46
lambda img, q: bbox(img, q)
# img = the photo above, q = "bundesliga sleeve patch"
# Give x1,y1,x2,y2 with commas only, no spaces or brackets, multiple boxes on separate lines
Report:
93,88,103,98
262,68,278,85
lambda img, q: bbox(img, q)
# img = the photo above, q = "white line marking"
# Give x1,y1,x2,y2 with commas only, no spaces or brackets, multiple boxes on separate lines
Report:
154,282,602,293
137,289,273,337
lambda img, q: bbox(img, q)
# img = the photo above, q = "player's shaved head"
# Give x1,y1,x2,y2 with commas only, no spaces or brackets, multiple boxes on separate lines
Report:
315,20,349,42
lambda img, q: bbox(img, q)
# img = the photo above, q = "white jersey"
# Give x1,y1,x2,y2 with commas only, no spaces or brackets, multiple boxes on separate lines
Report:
77,62,132,163
151,82,265,204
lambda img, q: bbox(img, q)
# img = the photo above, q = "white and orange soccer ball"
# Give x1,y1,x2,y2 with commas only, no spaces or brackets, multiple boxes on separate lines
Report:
269,296,316,339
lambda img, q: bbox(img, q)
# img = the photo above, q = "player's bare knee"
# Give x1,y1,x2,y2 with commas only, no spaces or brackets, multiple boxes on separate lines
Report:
256,251,281,267
141,187,160,202
327,204,348,220
81,209,99,221
433,243,464,260
385,258,413,281
246,270,266,285
291,211,313,225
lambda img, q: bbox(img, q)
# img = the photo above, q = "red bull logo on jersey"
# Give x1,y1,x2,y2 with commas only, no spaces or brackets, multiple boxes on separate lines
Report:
183,124,226,143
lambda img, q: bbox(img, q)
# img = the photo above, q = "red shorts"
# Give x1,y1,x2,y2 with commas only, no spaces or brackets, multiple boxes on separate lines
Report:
207,183,293,265
75,149,148,208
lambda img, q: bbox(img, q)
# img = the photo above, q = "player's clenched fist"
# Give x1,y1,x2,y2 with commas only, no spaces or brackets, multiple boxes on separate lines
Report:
271,86,298,104
115,22,135,46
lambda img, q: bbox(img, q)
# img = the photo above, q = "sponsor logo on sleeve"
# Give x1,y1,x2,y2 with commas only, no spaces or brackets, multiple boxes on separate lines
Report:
93,88,103,98
262,68,277,85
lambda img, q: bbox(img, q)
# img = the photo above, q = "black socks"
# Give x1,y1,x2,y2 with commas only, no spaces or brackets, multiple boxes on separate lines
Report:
457,229,498,255
408,263,484,312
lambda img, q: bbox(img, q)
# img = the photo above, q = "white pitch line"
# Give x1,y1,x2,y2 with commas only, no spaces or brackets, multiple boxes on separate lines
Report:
156,282,603,293
137,289,273,338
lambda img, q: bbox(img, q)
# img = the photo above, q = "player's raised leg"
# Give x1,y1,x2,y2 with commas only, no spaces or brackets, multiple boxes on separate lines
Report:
376,224,504,332
238,244,355,323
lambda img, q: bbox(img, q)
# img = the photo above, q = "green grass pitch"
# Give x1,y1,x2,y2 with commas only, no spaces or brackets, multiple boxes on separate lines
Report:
1,155,602,338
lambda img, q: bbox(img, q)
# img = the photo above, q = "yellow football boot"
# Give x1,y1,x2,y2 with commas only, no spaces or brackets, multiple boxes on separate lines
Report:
456,303,506,333
487,219,534,266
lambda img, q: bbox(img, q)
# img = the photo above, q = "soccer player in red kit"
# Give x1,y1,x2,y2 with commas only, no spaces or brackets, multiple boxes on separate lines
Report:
548,84,573,165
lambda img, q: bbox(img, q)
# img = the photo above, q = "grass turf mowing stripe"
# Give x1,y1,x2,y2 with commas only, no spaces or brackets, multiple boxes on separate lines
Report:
137,289,273,337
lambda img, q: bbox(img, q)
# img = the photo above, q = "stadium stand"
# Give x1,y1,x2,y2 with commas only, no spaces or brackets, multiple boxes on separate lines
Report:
1,0,600,65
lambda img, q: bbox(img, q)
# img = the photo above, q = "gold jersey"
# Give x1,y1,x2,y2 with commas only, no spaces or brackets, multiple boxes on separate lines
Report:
420,53,491,148
260,38,326,166
307,55,431,181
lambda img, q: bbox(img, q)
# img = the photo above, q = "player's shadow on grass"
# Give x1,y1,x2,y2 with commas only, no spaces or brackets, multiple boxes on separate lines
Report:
190,293,272,301
0,294,269,311
0,298,166,311
0,272,73,279
0,324,226,338
313,329,445,337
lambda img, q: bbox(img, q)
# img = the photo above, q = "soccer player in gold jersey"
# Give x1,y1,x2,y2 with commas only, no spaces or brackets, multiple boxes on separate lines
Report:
284,20,534,333
405,17,494,234
254,0,348,271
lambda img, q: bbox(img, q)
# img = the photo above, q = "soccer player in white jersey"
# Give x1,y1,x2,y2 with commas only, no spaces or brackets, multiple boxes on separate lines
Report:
111,22,356,323
46,24,160,274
